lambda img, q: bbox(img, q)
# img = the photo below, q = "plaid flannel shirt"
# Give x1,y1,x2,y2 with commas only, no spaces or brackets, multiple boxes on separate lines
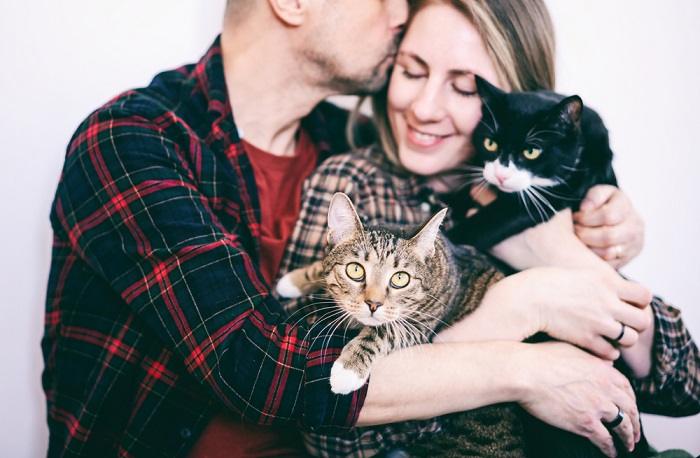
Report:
276,147,700,458
42,37,369,458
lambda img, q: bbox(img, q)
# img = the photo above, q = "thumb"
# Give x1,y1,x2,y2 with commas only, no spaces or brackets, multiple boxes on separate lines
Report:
580,185,616,212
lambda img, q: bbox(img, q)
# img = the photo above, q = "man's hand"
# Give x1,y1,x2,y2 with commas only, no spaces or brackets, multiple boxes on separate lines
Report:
573,185,645,269
518,342,641,457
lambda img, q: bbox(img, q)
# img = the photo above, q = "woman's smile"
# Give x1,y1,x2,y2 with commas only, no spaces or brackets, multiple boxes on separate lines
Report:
406,124,453,149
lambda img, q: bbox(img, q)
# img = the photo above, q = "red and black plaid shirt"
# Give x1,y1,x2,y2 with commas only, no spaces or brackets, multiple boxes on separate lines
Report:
42,37,367,457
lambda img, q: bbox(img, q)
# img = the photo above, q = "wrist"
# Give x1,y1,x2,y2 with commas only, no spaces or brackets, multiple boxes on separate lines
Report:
503,342,539,403
483,273,541,339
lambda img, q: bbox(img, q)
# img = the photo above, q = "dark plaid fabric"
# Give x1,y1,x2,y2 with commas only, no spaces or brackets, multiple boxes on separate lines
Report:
42,37,368,458
276,147,700,457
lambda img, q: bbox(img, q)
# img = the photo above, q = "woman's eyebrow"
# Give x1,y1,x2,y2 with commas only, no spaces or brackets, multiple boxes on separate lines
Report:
397,51,428,68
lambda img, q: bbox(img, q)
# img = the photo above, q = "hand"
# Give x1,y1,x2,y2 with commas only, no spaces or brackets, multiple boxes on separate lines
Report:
515,266,653,360
518,342,641,457
573,186,645,269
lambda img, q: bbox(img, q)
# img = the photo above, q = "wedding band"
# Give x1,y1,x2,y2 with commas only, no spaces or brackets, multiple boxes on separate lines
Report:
602,406,625,429
614,322,626,342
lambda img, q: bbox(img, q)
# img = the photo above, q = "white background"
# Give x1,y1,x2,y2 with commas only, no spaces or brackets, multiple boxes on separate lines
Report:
0,0,698,456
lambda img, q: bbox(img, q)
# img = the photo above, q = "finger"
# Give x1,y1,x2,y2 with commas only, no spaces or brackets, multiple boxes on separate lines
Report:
590,247,626,269
589,420,617,457
615,279,653,309
601,320,639,348
610,410,635,453
586,334,620,360
611,302,650,334
574,224,627,248
610,378,640,446
575,188,626,227
579,184,618,212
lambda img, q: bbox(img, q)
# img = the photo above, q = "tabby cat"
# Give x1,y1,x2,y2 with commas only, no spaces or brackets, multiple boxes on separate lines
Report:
276,192,526,457
446,75,617,250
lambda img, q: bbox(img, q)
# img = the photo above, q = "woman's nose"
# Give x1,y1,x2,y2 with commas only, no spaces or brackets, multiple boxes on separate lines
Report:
409,83,446,123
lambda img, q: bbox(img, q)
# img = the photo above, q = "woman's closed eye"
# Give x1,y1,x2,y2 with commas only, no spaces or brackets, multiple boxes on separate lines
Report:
400,67,426,80
452,75,477,97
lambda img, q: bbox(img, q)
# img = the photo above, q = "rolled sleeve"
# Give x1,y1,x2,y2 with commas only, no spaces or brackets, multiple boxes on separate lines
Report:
630,296,700,416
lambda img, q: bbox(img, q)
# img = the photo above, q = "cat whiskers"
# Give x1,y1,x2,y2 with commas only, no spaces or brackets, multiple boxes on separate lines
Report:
305,308,352,358
522,187,555,222
531,185,578,202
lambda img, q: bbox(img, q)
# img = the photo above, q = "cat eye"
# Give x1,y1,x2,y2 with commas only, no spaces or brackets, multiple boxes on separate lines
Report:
483,138,498,152
389,271,411,289
345,262,365,282
523,148,543,160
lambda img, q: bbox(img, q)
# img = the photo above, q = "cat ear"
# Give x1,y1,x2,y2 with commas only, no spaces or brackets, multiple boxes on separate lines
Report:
327,192,363,246
410,208,448,260
553,95,583,129
475,74,506,103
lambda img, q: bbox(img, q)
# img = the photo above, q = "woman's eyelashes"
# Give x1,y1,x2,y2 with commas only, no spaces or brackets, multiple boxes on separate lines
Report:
400,69,476,97
451,84,477,97
401,68,425,80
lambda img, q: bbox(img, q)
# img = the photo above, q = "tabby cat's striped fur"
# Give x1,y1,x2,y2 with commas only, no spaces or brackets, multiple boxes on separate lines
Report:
277,192,527,457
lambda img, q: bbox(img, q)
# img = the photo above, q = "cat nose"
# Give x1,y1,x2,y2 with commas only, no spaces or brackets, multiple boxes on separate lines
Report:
495,170,510,184
364,300,383,313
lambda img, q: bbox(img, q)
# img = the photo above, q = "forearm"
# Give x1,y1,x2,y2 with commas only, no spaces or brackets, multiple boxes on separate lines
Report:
356,340,528,426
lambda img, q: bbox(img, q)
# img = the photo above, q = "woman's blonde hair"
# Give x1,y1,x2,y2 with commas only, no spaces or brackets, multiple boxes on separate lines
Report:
356,0,557,166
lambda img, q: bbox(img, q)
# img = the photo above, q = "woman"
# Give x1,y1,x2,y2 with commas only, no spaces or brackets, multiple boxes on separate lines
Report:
277,0,699,456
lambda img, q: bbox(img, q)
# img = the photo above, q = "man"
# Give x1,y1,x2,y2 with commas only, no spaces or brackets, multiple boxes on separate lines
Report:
43,1,407,456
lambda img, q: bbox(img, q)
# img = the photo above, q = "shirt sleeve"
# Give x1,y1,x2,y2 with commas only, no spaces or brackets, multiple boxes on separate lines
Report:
629,295,700,416
52,111,367,433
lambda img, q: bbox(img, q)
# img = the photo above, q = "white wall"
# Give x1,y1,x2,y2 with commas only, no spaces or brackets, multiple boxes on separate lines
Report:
0,0,697,456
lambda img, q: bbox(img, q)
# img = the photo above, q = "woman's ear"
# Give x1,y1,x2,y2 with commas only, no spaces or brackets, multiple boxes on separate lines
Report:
266,0,309,27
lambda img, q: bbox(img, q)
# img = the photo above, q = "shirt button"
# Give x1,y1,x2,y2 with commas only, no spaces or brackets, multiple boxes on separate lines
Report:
180,427,192,439
420,202,431,213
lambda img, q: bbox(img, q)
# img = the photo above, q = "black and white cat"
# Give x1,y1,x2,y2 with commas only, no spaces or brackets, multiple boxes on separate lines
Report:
446,75,617,249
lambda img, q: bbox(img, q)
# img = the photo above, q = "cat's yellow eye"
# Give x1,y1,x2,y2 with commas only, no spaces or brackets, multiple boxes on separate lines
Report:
483,138,498,152
523,148,542,160
390,271,411,289
345,262,365,281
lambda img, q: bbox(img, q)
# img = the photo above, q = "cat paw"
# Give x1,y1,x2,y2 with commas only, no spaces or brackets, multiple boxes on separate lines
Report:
330,361,367,394
275,273,302,298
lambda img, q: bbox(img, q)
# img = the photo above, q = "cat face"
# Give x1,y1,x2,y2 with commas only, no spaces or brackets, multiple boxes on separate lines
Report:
324,193,447,327
472,76,583,193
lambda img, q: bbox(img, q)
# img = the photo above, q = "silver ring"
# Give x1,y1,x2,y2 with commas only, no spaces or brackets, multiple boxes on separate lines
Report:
602,406,625,429
614,322,626,342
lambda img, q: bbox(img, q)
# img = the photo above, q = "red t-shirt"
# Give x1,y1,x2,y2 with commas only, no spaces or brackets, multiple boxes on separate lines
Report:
188,130,318,457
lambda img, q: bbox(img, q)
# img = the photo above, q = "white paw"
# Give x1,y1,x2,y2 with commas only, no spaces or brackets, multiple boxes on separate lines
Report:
330,361,367,394
275,273,302,298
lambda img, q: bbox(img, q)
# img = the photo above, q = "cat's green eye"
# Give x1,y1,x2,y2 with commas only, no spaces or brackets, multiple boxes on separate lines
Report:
390,271,411,289
523,148,542,160
483,138,498,152
345,262,365,281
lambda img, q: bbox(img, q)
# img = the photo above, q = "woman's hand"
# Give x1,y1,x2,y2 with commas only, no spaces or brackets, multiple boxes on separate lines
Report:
518,342,641,457
573,185,645,269
518,266,653,360
437,265,653,361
